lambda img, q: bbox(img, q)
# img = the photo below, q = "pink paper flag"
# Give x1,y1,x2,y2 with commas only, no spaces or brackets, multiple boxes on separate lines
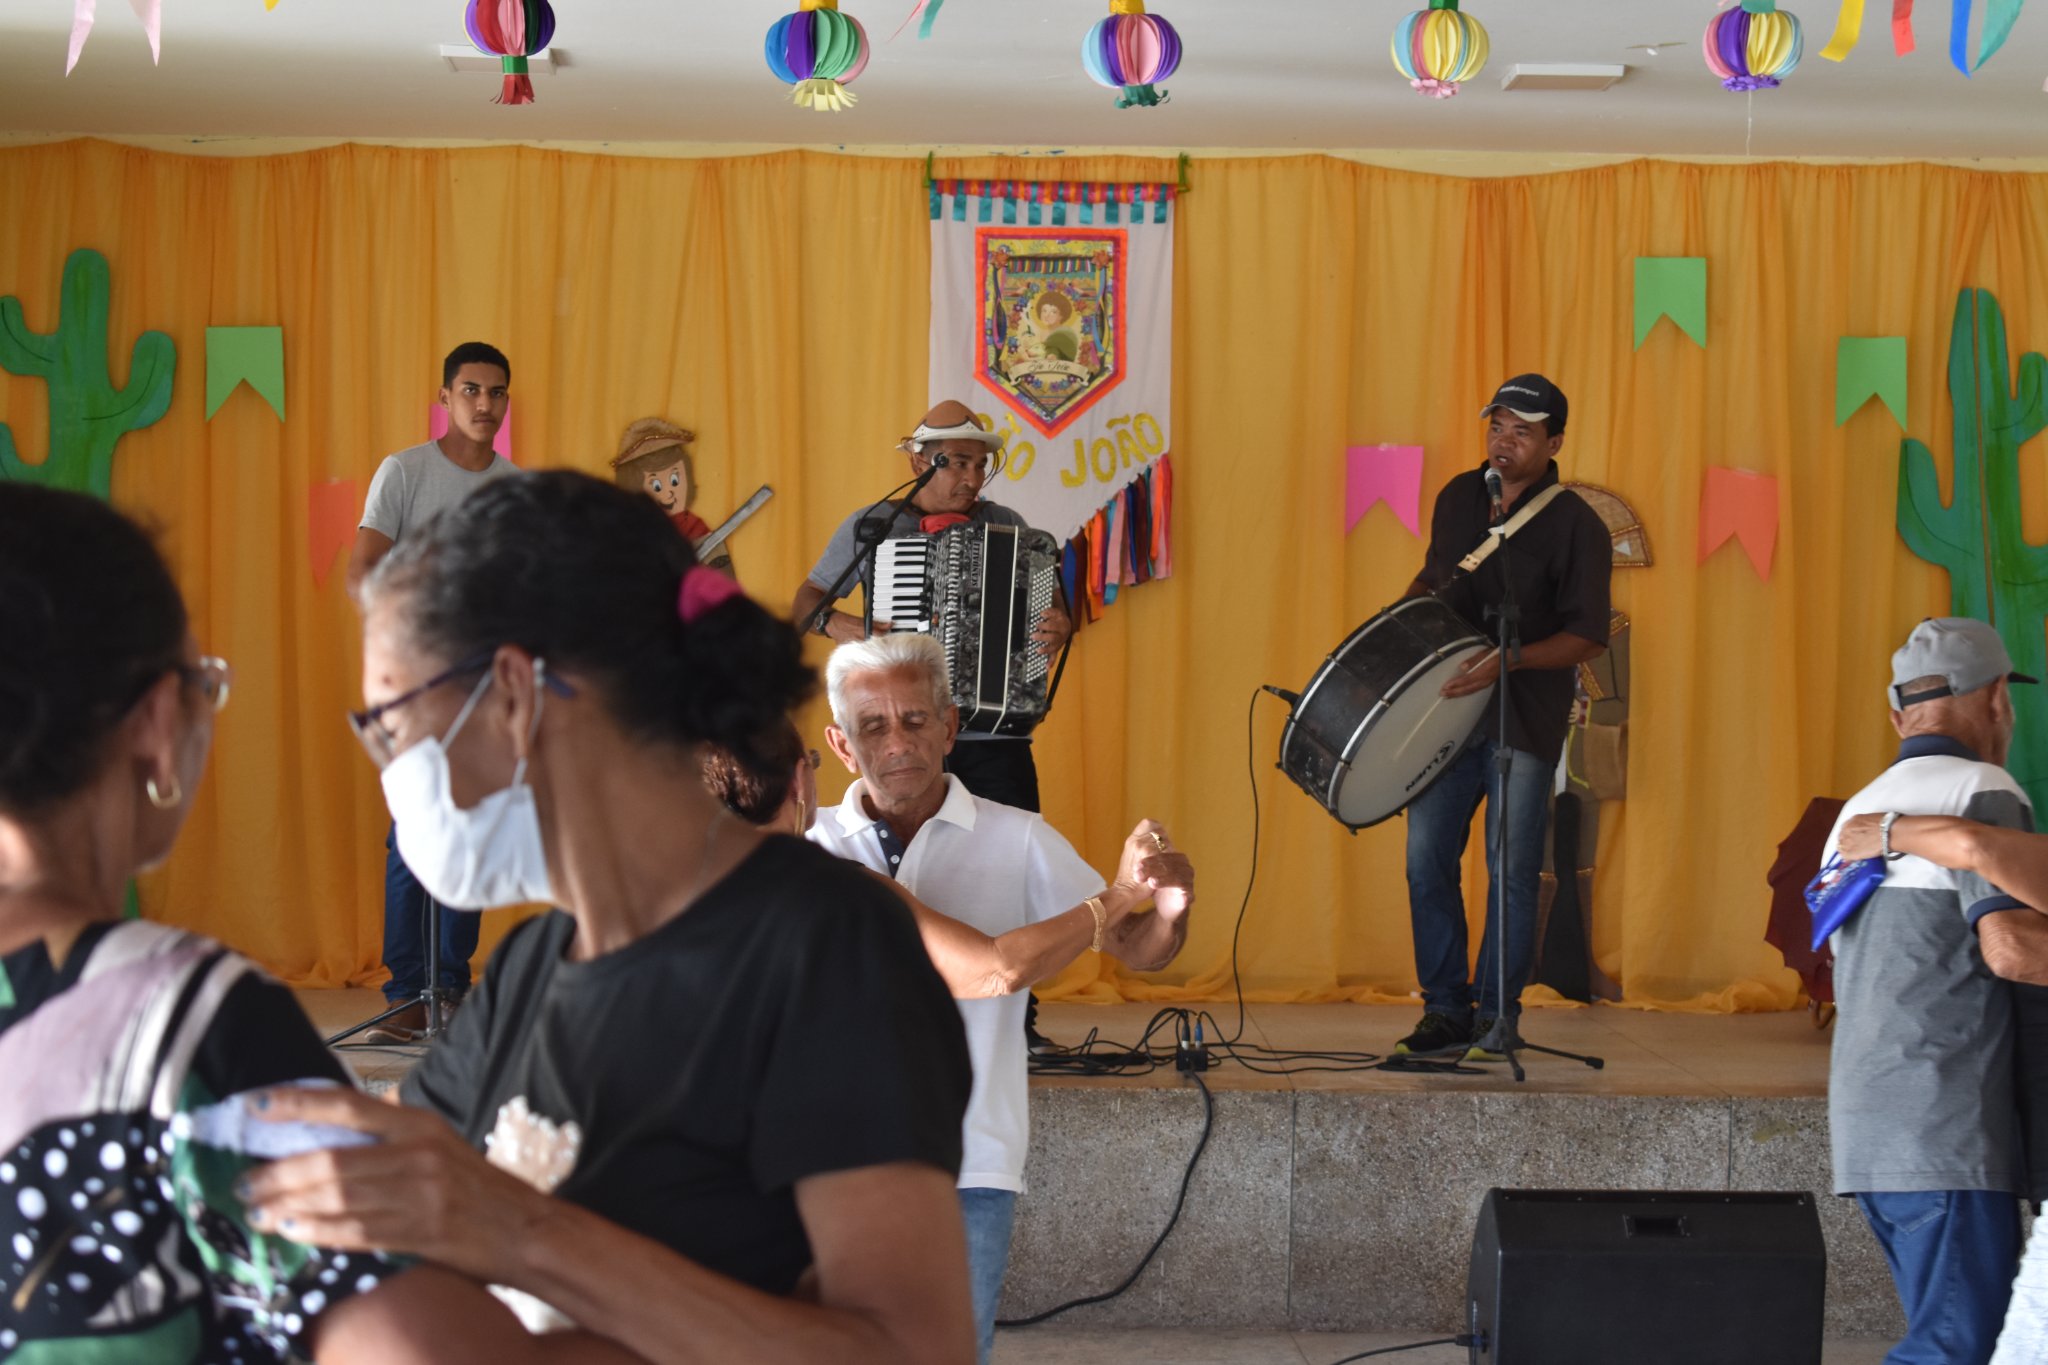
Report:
427,401,514,462
66,0,159,74
1698,467,1779,579
134,0,160,62
66,0,96,74
308,479,360,589
1345,445,1425,538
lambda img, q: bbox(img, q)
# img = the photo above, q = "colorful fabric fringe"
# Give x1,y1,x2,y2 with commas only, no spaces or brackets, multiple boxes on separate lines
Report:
1059,455,1174,627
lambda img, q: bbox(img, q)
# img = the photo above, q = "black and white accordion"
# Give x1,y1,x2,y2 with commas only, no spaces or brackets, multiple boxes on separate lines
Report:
867,522,1063,736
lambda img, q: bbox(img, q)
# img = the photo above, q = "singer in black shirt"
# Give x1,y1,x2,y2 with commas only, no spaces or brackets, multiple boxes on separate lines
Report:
1391,375,1613,1062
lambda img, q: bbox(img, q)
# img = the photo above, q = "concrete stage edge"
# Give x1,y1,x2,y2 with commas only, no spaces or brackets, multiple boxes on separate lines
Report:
297,993,1902,1340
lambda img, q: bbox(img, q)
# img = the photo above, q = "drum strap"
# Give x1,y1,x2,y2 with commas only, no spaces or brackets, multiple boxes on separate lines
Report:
1456,485,1567,574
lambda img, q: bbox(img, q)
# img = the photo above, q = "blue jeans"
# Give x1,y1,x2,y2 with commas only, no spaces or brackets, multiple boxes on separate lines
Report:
1404,740,1551,1020
381,823,477,1003
958,1187,1017,1365
1857,1191,2022,1365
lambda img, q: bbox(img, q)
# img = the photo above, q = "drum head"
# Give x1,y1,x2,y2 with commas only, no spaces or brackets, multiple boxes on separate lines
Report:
1332,667,1491,827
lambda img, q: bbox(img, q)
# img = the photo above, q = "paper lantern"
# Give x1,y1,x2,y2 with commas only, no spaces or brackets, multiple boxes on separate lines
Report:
765,0,872,113
1704,1,1804,91
1392,0,1490,99
1081,0,1183,110
466,0,557,106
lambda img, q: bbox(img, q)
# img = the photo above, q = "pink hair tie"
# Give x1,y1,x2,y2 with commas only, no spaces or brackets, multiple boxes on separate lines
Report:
678,565,744,625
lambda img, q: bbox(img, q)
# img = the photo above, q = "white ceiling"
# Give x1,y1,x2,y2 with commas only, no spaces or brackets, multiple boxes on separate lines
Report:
2,0,2047,158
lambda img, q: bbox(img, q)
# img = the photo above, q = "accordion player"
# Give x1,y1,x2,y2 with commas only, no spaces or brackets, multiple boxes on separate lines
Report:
866,521,1064,736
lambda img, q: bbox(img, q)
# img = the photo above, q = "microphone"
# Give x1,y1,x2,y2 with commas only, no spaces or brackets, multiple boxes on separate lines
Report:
1484,467,1505,526
1261,684,1301,707
929,452,950,468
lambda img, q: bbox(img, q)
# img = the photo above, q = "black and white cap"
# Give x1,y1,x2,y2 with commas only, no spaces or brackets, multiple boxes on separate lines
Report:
1479,374,1569,432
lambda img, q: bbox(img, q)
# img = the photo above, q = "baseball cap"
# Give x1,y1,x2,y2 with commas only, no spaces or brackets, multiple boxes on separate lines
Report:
1889,616,2039,709
1479,374,1568,432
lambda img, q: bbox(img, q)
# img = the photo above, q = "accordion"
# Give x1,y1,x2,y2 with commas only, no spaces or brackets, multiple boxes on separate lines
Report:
868,522,1063,736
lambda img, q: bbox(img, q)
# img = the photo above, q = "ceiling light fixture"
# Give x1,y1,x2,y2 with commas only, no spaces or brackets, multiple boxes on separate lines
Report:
1499,63,1628,92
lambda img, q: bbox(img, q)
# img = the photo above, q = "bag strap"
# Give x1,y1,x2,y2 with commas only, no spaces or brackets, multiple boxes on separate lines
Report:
1456,484,1568,574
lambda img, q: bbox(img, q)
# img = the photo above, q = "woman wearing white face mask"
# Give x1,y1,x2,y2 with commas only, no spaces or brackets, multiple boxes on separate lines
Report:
240,471,978,1365
0,486,648,1365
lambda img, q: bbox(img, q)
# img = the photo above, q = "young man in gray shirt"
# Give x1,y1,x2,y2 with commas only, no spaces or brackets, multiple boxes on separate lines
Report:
346,341,517,1042
1824,616,2037,1365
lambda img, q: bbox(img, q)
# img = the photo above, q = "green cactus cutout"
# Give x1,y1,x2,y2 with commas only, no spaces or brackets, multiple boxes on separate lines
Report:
0,248,176,498
1898,288,2048,809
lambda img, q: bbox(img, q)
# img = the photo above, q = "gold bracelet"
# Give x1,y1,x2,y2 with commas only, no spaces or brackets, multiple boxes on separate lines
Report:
1084,896,1106,953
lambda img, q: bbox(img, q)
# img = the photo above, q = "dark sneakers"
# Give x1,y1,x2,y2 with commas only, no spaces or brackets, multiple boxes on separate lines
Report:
1395,1011,1474,1057
1465,1015,1517,1063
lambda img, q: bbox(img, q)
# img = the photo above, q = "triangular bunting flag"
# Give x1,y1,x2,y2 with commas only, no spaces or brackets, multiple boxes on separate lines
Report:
1698,467,1779,579
308,479,359,589
428,401,514,462
1836,336,1909,428
1345,445,1425,538
205,326,286,420
1634,257,1708,349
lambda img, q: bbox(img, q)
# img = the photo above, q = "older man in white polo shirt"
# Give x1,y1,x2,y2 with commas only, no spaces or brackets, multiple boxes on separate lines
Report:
809,632,1194,1365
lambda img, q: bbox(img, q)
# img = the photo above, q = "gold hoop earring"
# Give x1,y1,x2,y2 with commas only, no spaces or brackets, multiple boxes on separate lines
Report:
145,775,182,810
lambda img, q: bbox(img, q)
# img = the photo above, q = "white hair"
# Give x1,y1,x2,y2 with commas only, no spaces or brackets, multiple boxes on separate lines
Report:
826,634,954,727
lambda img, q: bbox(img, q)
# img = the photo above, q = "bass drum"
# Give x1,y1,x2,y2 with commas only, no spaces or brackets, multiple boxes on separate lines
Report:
1278,596,1494,830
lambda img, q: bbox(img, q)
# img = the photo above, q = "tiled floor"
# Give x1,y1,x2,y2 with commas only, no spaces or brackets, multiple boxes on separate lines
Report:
992,1329,1889,1363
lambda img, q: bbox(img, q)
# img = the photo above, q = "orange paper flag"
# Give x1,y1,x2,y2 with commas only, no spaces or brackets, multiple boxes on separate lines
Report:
308,478,359,589
1698,467,1779,579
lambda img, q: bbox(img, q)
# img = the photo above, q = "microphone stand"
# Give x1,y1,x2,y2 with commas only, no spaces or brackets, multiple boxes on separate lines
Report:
1485,482,1604,1082
803,465,940,638
325,889,456,1048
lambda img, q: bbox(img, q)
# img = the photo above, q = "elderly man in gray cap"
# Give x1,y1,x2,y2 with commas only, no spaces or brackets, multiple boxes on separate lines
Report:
1823,616,2037,1365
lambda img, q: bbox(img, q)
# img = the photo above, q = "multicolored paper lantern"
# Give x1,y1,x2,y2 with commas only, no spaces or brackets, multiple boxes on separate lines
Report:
1081,0,1183,110
1391,0,1490,99
466,0,557,106
1704,1,1804,91
765,0,872,113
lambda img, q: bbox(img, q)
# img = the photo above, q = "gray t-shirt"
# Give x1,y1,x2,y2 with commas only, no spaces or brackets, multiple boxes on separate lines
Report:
1826,738,2033,1196
805,500,1029,599
359,442,519,544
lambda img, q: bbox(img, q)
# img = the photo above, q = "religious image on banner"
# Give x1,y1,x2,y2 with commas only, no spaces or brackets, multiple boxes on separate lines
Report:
930,179,1175,621
982,231,1123,434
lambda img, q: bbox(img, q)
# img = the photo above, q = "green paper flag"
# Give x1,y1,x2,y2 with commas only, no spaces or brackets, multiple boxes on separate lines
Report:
205,326,285,420
1633,257,1707,349
1836,336,1908,427
0,960,12,1009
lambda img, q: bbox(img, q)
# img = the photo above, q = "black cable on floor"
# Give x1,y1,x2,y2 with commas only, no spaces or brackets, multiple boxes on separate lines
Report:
1328,1337,1475,1363
995,1065,1214,1328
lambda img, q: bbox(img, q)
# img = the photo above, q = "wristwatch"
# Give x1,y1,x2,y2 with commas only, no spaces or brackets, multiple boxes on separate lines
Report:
1879,811,1905,862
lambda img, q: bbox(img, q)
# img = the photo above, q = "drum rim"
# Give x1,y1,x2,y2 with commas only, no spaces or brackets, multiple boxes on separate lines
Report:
1286,595,1479,730
1277,598,1492,830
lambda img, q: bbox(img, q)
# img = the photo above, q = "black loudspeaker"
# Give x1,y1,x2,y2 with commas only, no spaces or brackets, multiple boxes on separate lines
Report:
1466,1189,1826,1365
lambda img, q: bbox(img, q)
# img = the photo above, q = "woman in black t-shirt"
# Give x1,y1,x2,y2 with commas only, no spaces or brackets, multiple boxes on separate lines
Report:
0,485,636,1364
240,472,977,1365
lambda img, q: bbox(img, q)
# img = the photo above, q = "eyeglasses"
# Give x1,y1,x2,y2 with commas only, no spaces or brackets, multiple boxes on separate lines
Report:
346,650,578,770
346,651,494,770
180,656,233,714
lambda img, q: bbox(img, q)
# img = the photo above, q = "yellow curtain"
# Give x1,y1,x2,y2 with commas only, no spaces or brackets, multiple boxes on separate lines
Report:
3,142,2034,1010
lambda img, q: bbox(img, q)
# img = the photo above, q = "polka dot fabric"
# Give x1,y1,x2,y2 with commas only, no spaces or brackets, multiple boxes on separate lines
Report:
0,923,406,1362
